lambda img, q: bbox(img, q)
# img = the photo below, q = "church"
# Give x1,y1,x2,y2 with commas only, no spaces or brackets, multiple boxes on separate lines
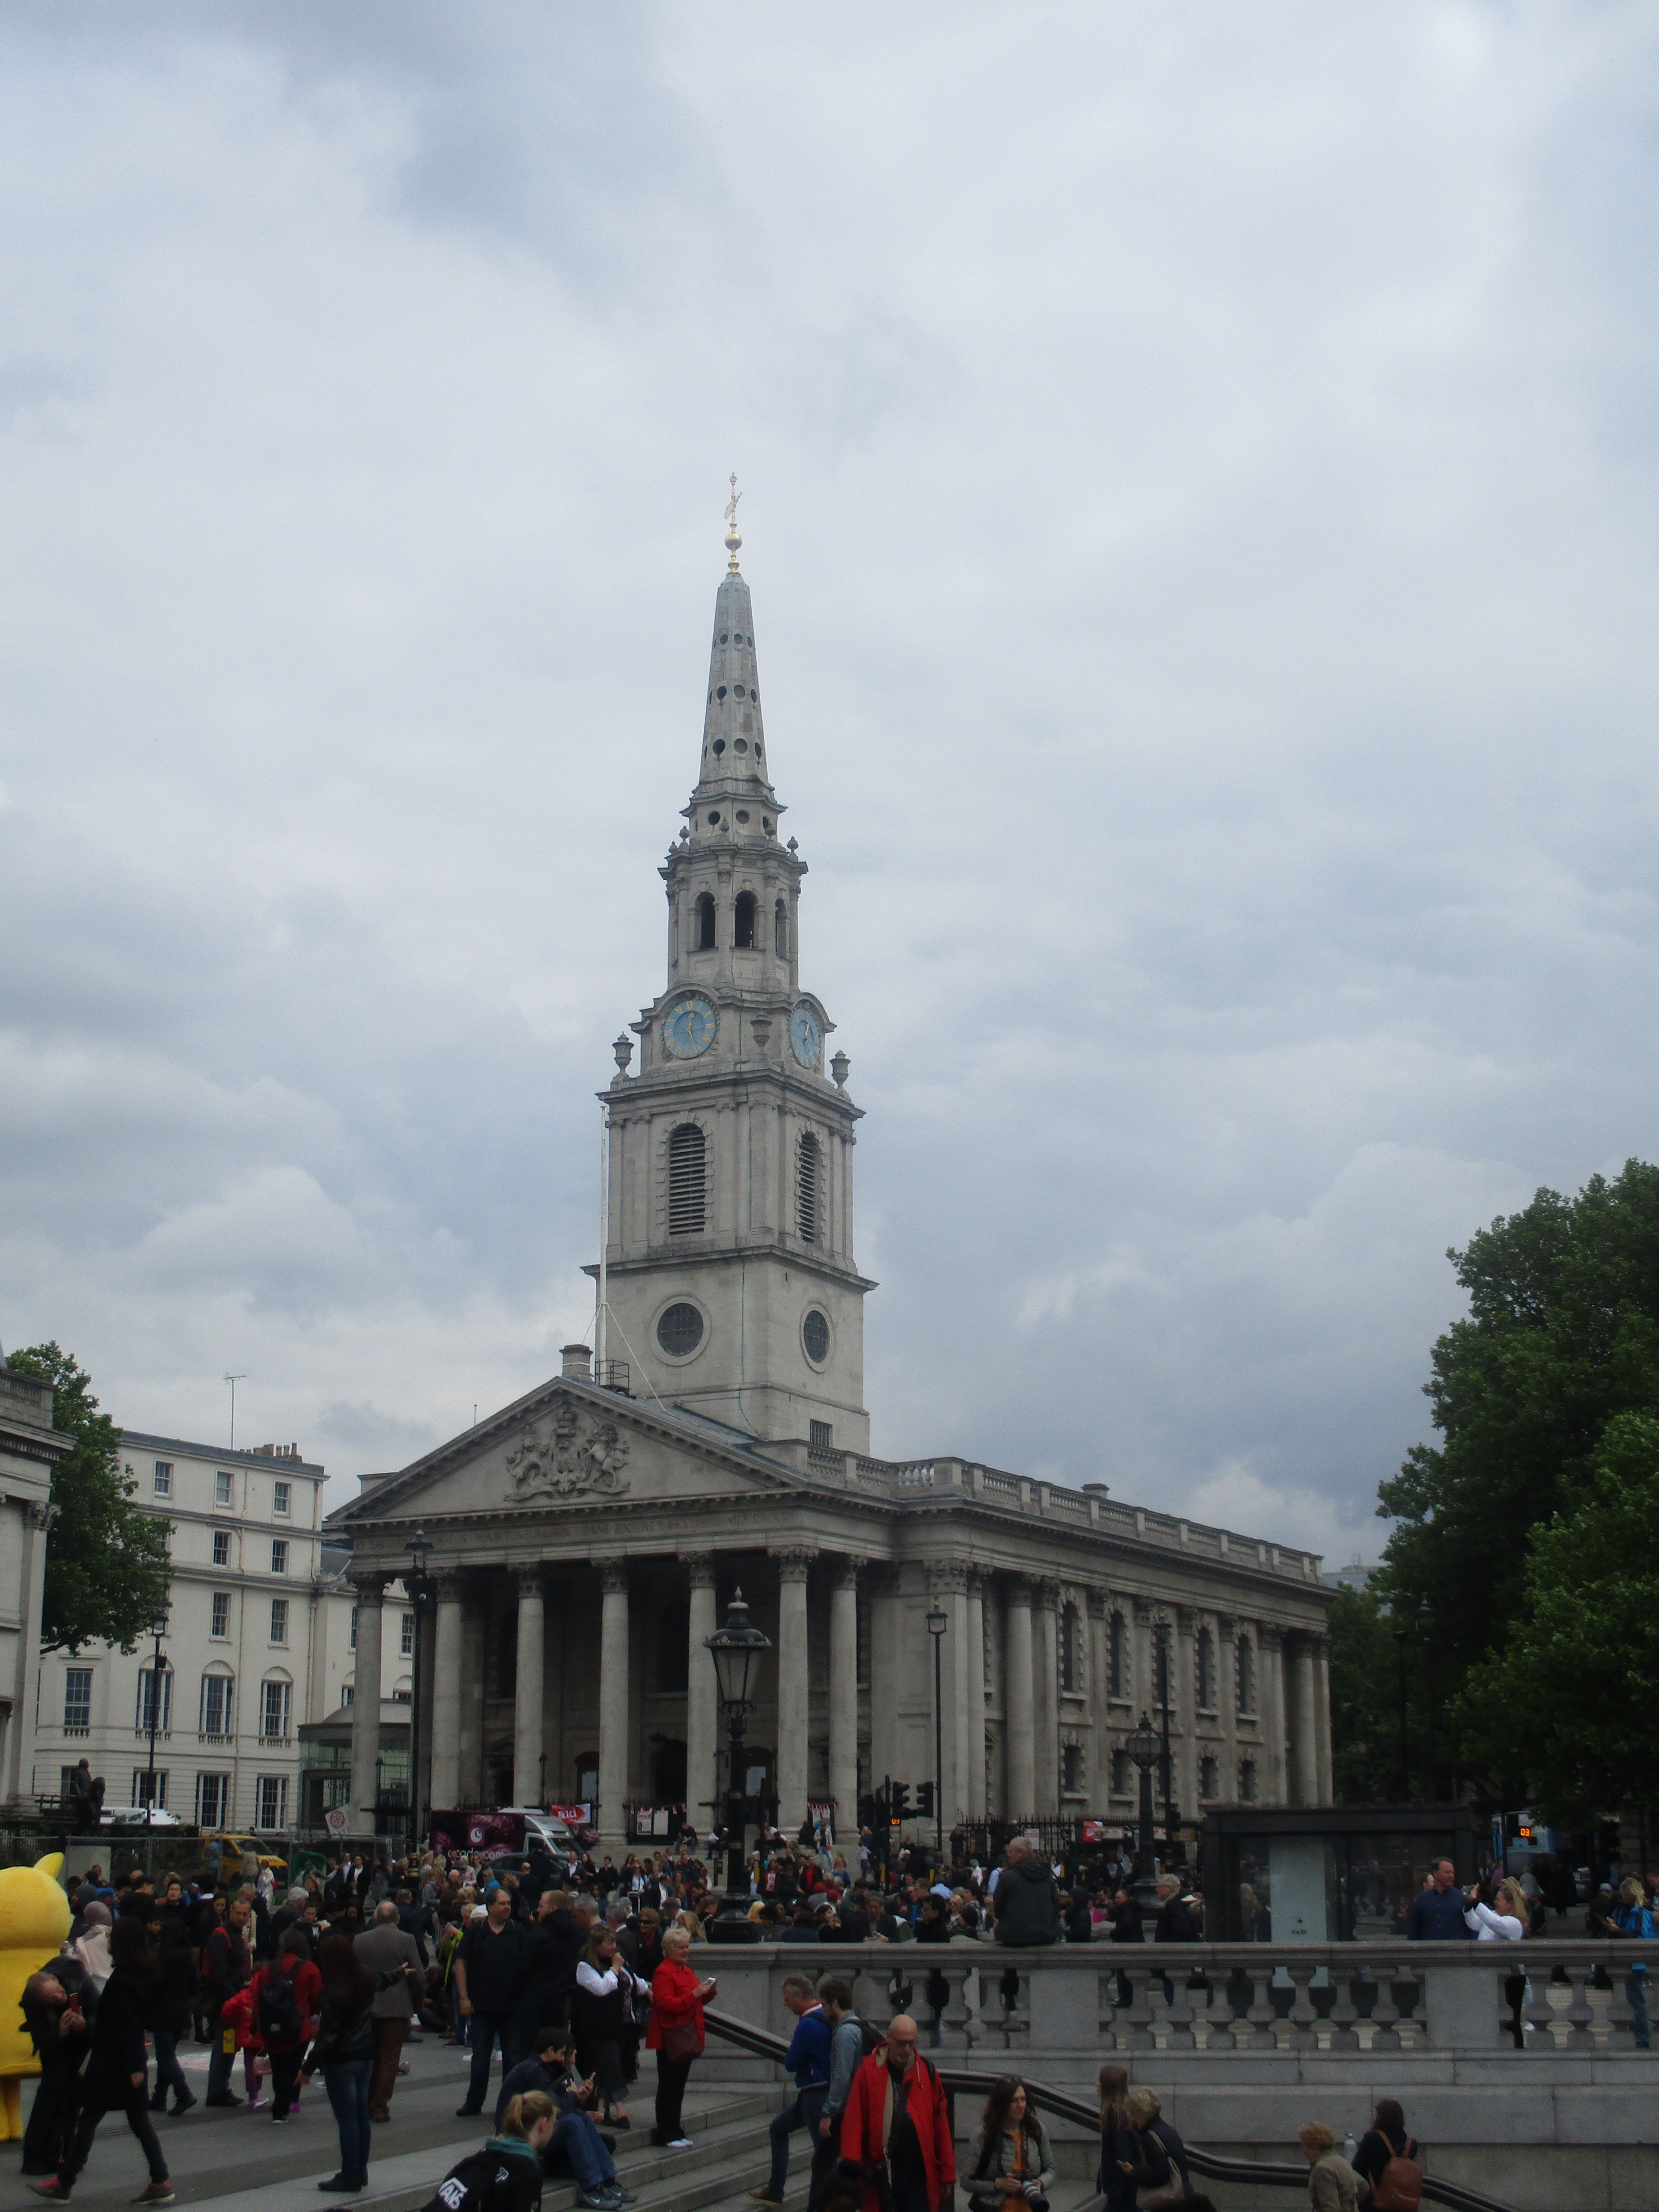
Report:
331,499,1334,1852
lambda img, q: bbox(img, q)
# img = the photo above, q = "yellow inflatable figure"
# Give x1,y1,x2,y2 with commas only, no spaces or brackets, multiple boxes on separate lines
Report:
0,1853,71,2141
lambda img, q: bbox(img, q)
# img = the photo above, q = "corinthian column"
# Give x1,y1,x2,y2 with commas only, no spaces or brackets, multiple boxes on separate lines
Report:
1005,1580,1036,1818
1292,1634,1319,1807
429,1573,465,1810
1259,1626,1287,1803
686,1555,719,1835
514,1568,546,1806
349,1574,386,1835
965,1573,988,1820
828,1559,861,1838
1033,1580,1060,1815
597,1562,630,1849
775,1549,814,1831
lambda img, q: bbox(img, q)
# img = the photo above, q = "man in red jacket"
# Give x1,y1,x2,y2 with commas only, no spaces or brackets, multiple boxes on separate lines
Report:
838,2015,955,2212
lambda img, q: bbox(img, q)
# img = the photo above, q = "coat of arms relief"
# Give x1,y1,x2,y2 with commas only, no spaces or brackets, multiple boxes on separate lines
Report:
505,1401,632,1501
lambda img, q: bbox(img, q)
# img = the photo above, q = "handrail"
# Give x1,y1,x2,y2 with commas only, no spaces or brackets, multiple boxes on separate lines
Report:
700,2008,1514,2212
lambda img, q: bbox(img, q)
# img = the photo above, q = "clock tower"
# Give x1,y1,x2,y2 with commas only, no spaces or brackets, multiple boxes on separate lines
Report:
592,490,873,1451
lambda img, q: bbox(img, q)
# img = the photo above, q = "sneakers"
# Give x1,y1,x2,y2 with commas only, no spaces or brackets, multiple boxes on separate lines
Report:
665,2138,694,2151
603,2189,638,2205
317,2178,365,2194
455,2104,483,2119
270,2114,288,2125
747,2194,784,2206
204,2092,242,2108
576,2195,611,2209
170,2091,197,2117
133,2188,176,2206
27,2182,70,2201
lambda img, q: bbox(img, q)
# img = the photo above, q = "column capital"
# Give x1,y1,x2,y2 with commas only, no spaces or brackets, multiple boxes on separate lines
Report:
433,1569,466,1604
1132,1595,1155,1624
1031,1577,1061,1609
773,1546,816,1582
351,1572,388,1603
927,1562,969,1595
832,1554,865,1591
516,1565,547,1600
684,1552,719,1590
1085,1586,1110,1619
1006,1577,1035,1609
1258,1623,1285,1653
965,1567,990,1599
599,1558,629,1596
1215,1613,1238,1643
1176,1605,1197,1633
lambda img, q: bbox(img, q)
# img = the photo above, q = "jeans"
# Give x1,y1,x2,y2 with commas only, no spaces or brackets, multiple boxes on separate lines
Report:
207,2015,240,2100
465,2010,517,2111
152,2031,188,2108
61,2090,168,2189
552,2112,617,2193
768,2087,826,2197
808,2106,842,2205
1628,1970,1650,2048
323,2060,373,2182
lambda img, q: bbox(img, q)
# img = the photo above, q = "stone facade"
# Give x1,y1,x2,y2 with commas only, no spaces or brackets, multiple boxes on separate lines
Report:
0,1357,66,1816
331,521,1335,1848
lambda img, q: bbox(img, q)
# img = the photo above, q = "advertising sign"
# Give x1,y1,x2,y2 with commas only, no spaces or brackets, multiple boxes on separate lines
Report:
429,1809,525,1856
547,1804,591,1826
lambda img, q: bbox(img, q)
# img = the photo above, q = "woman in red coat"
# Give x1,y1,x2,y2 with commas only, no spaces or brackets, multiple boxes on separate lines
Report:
839,2015,956,2212
645,1927,716,2149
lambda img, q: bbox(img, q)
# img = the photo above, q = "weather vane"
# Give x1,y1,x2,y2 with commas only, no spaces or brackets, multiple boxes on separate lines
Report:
724,472,743,571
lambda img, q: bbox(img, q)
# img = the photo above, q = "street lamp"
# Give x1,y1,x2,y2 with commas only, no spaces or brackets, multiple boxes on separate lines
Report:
404,1528,430,1859
1154,1615,1179,1860
146,1605,169,1835
925,1604,948,1859
705,1588,771,1942
1125,1714,1162,1894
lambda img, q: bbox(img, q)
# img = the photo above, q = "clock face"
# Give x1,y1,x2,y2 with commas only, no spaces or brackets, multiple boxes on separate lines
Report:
789,1003,823,1070
663,996,717,1059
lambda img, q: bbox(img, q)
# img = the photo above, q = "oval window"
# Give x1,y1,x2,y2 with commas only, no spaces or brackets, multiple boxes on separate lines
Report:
802,1309,830,1364
657,1303,705,1357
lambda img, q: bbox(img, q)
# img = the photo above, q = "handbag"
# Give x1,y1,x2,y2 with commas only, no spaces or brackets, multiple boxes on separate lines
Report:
659,2018,702,2065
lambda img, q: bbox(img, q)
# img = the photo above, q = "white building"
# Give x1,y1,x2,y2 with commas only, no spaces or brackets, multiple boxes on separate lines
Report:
1,1354,67,1817
27,1431,410,1834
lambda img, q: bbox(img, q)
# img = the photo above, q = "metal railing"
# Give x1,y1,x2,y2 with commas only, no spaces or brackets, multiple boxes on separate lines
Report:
700,2007,1513,2212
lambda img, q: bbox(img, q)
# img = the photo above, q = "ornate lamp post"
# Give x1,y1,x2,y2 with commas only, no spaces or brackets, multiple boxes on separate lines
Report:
1154,1613,1180,1862
705,1589,771,1942
925,1604,948,1859
1125,1714,1162,1895
145,1605,169,1834
404,1528,431,1859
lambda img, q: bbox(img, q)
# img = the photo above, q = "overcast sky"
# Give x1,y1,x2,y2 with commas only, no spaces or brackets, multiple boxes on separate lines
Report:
2,3,1656,1565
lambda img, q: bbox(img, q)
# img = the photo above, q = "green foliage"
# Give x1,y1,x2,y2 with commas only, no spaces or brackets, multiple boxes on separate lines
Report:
4,1341,172,1654
1462,1413,1659,1823
1372,1161,1659,1791
1327,1584,1395,1802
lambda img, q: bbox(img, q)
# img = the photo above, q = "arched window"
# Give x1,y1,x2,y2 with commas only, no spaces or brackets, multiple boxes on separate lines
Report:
1196,1626,1217,1711
136,1663,172,1734
1061,1744,1084,1795
259,1676,292,1742
1059,1604,1082,1693
1110,1749,1131,1796
1109,1612,1127,1698
734,891,757,948
774,898,788,957
1200,1756,1218,1801
1236,1634,1256,1717
796,1131,821,1243
695,892,716,950
668,1123,706,1235
198,1671,234,1738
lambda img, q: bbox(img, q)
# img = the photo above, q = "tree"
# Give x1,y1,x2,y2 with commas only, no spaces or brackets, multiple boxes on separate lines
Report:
1462,1412,1659,1823
1374,1162,1659,1722
1326,1584,1398,1802
4,1341,172,1653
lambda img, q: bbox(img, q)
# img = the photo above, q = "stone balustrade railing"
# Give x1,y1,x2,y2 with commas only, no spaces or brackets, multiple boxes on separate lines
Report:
697,1938,1659,2056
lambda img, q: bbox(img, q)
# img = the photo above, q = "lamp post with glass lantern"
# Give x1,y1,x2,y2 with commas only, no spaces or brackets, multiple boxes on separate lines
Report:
705,1589,771,1942
1125,1714,1162,1898
404,1528,430,1858
145,1605,169,1833
925,1604,947,1858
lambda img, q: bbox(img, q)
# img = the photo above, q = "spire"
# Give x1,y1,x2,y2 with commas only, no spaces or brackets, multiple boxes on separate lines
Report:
684,479,783,849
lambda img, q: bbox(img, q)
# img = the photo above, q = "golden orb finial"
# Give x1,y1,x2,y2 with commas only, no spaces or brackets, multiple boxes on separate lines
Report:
723,473,743,571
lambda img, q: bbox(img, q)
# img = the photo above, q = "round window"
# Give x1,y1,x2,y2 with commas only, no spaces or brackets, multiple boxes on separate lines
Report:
657,1303,705,1358
802,1309,830,1365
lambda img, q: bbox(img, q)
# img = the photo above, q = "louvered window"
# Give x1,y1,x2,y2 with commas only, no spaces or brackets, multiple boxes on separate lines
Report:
796,1131,821,1243
668,1123,706,1235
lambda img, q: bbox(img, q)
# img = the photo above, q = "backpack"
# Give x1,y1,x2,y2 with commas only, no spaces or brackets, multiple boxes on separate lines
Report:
1372,2139,1423,2212
257,1966,302,2047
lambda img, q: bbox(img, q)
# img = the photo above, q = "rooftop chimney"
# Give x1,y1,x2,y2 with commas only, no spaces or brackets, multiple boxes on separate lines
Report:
562,1344,593,1382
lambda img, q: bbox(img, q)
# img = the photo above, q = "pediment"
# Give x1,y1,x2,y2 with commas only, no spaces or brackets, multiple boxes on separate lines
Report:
331,1378,804,1529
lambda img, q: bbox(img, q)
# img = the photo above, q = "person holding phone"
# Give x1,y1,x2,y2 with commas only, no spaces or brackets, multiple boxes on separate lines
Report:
644,1927,714,2149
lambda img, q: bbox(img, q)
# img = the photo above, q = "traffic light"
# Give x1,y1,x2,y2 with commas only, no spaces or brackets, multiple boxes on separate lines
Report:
917,1782,935,1818
892,1783,912,1816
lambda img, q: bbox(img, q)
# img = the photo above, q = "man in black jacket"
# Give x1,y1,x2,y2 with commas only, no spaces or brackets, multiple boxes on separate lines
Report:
453,1894,529,2116
991,1841,1062,1947
1107,1888,1144,2008
203,1896,252,2104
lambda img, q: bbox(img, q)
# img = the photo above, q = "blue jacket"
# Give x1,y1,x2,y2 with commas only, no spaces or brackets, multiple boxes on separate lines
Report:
1405,1886,1471,1940
781,2004,832,2089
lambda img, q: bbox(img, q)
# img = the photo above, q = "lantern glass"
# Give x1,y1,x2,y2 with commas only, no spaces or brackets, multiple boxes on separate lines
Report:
706,1589,771,1712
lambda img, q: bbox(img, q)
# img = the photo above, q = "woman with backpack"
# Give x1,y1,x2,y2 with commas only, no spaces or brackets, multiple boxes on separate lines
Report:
249,1925,323,2123
965,2078,1057,2212
299,1934,377,2193
422,2090,556,2212
1350,2100,1423,2210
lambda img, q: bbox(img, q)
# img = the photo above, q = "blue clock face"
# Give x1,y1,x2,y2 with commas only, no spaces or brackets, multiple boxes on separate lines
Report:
663,996,717,1059
789,1003,823,1070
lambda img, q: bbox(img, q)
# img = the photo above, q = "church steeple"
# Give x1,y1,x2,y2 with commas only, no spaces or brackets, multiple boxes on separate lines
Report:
592,494,874,1452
